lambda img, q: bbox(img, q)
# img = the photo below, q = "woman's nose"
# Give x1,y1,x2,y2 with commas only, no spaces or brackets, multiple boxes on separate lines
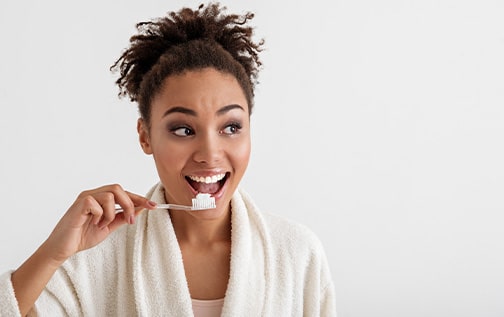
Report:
192,133,222,164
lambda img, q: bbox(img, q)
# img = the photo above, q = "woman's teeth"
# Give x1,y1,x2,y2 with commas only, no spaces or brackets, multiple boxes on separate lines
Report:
188,173,226,184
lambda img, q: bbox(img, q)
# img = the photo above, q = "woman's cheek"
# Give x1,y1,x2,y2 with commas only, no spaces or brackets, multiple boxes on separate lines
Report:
233,138,251,167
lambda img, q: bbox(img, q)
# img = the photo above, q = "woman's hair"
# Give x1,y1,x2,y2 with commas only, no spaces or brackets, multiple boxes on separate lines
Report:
111,2,263,124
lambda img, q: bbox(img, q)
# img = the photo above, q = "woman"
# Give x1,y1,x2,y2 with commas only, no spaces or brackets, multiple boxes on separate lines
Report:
0,3,336,316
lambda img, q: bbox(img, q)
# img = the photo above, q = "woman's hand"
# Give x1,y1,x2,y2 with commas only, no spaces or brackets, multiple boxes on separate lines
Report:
11,184,156,316
41,184,156,263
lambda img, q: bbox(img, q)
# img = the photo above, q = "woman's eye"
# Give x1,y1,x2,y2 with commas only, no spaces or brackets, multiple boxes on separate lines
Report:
171,126,194,137
221,123,242,135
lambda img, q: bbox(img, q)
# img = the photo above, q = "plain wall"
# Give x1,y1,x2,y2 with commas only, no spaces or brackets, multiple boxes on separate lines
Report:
1,0,503,316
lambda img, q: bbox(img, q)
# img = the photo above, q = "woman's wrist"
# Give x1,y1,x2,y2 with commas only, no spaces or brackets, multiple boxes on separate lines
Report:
36,239,70,269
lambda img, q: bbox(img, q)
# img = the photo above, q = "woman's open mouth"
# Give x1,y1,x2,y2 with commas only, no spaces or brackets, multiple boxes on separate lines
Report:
185,172,229,195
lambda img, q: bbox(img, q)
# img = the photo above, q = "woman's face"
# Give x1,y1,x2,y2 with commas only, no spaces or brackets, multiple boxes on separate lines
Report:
138,67,251,219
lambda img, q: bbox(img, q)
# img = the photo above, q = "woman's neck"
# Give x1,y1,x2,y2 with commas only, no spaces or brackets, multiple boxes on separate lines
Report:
169,208,232,245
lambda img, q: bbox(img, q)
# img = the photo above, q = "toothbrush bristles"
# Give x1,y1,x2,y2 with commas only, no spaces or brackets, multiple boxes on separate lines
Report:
192,193,216,210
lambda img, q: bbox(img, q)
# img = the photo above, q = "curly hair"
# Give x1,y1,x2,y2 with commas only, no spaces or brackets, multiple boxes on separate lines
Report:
110,2,263,123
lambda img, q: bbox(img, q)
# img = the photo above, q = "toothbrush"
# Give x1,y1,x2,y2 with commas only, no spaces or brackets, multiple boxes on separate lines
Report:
115,193,216,212
190,193,217,210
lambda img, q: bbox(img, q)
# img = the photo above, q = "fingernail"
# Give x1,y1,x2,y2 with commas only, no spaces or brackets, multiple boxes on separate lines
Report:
129,215,135,225
147,200,157,208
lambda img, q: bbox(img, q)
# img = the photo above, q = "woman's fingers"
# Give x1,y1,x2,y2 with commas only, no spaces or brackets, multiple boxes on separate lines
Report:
125,190,157,223
93,189,156,233
75,184,153,230
42,184,155,263
93,191,119,229
82,195,104,226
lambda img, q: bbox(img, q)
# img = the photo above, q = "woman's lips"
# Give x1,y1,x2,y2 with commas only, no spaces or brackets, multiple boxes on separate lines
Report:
185,172,229,198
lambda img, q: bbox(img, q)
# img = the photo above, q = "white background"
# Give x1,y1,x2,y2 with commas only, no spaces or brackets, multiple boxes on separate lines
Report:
1,0,503,316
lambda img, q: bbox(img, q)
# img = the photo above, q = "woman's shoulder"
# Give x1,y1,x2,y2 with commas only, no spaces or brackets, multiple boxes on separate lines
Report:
261,210,325,251
237,189,326,256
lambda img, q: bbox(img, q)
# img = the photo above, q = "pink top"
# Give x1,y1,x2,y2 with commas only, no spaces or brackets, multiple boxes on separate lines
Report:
191,298,225,317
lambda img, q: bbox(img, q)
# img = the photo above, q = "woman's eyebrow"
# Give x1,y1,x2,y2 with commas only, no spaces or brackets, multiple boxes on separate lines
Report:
216,104,244,115
162,104,244,118
163,106,197,117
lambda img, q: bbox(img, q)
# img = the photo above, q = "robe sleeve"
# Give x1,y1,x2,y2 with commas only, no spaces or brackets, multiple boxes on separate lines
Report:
0,271,22,317
320,276,337,316
0,268,80,317
319,244,338,317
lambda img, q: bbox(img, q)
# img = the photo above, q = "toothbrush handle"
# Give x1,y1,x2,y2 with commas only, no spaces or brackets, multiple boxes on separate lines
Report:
155,204,193,211
114,203,193,212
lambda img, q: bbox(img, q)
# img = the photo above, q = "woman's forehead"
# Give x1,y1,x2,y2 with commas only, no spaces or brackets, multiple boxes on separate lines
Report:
151,68,249,116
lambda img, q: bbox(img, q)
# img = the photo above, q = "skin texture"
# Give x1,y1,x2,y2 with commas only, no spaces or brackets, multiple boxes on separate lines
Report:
138,67,251,299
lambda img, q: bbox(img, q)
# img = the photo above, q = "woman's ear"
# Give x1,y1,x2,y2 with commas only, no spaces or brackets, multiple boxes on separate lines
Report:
137,118,153,155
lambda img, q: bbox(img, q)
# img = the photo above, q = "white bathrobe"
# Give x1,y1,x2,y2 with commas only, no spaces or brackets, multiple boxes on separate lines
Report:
0,184,336,316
